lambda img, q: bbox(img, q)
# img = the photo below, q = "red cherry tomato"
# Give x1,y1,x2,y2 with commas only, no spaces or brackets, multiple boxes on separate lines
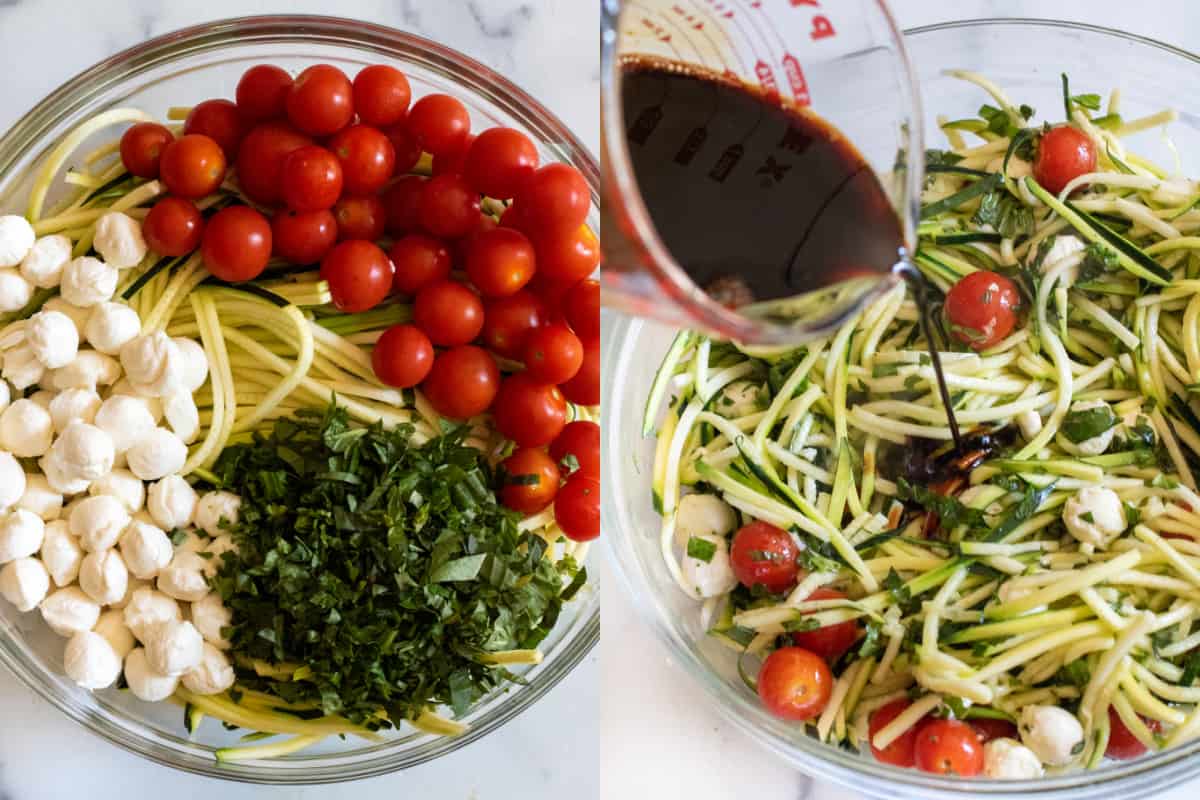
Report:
433,134,475,177
143,197,204,257
201,206,272,282
913,719,984,776
493,374,568,447
945,270,1022,351
183,99,247,160
482,290,546,360
413,279,484,346
1106,706,1162,760
969,717,1019,744
549,420,600,479
236,122,313,205
564,279,599,341
729,521,800,594
499,202,528,233
419,174,481,239
120,122,174,179
389,234,451,295
529,273,577,313
555,475,600,541
280,145,343,212
1034,125,1097,195
870,700,920,767
333,195,386,241
352,65,411,128
406,93,471,157
159,134,226,199
522,323,583,385
271,209,337,265
422,345,499,419
534,225,599,283
559,337,599,406
236,64,293,123
500,448,560,514
371,324,434,389
757,647,832,722
462,127,539,199
465,227,536,298
319,240,394,313
384,121,424,176
382,175,426,236
517,163,590,235
790,587,859,663
329,124,396,195
286,64,354,136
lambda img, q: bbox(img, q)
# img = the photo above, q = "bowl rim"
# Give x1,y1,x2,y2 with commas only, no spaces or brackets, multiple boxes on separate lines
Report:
0,13,599,785
601,16,1200,799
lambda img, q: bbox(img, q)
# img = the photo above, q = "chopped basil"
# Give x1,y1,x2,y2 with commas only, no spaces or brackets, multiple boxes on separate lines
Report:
686,536,718,563
1060,405,1118,443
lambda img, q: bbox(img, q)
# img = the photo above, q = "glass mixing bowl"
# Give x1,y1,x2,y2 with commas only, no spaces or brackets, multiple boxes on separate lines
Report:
0,15,598,784
602,18,1200,800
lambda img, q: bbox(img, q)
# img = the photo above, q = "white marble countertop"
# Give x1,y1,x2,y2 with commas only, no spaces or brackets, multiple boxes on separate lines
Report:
0,2,597,800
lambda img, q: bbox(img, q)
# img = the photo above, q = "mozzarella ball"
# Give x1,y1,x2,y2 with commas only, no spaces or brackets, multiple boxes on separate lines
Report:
0,215,36,268
94,395,156,457
1063,487,1127,548
147,475,197,531
1019,705,1084,766
201,534,238,578
93,608,136,659
984,737,1044,779
49,350,121,391
194,492,241,538
39,586,101,636
94,212,147,270
190,592,231,649
174,530,210,555
119,520,172,580
126,428,186,481
162,391,199,444
123,646,179,701
109,575,148,610
674,493,738,547
0,398,53,457
89,469,145,514
0,269,33,313
63,630,122,689
19,234,72,288
17,474,63,521
69,494,130,552
0,451,25,509
0,509,45,564
157,550,210,602
122,587,181,642
60,256,118,308
120,333,184,397
0,379,9,413
1,343,44,390
39,452,91,496
172,338,209,392
679,533,737,599
83,301,140,356
42,297,90,338
28,390,54,411
79,548,129,605
1059,399,1117,457
182,641,235,695
0,556,50,611
26,310,80,369
52,422,115,483
48,388,101,433
109,379,163,423
39,520,82,587
143,618,203,676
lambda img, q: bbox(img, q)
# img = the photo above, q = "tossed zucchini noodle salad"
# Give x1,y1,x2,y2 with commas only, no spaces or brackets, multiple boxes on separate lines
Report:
0,62,600,762
647,71,1200,779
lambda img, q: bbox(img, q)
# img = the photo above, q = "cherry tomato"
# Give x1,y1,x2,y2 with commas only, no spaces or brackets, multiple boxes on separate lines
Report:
534,224,599,283
1106,706,1162,760
493,374,568,447
236,64,293,122
500,448,560,514
969,717,1019,744
482,290,545,360
789,587,859,663
236,122,313,205
555,475,600,542
499,201,528,232
559,337,599,406
371,324,434,389
280,145,343,212
870,700,920,767
522,323,583,385
120,122,174,179
159,134,226,199
729,521,800,594
183,99,246,160
564,279,599,341
352,65,411,128
143,197,204,257
389,234,451,295
319,240,394,313
529,273,577,313
382,175,426,235
384,121,424,175
913,719,984,776
329,124,396,195
463,127,539,199
419,174,481,239
1034,125,1097,195
945,270,1022,351
549,420,599,479
271,209,337,265
201,206,272,282
406,93,471,157
333,195,386,242
422,345,499,419
757,647,832,722
413,279,484,346
516,163,590,235
433,134,475,177
465,227,536,298
286,64,354,136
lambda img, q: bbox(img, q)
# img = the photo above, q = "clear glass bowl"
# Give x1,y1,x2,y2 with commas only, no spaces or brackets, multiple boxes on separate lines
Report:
602,19,1200,800
0,15,598,784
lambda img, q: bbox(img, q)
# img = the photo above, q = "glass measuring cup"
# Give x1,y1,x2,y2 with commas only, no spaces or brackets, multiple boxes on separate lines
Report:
600,0,925,345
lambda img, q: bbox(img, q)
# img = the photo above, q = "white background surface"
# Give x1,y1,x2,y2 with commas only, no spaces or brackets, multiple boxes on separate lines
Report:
0,2,597,800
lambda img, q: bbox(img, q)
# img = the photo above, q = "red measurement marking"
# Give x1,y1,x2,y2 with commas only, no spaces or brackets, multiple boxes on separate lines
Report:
782,54,811,105
754,60,780,101
811,15,836,40
639,16,673,43
790,0,820,7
